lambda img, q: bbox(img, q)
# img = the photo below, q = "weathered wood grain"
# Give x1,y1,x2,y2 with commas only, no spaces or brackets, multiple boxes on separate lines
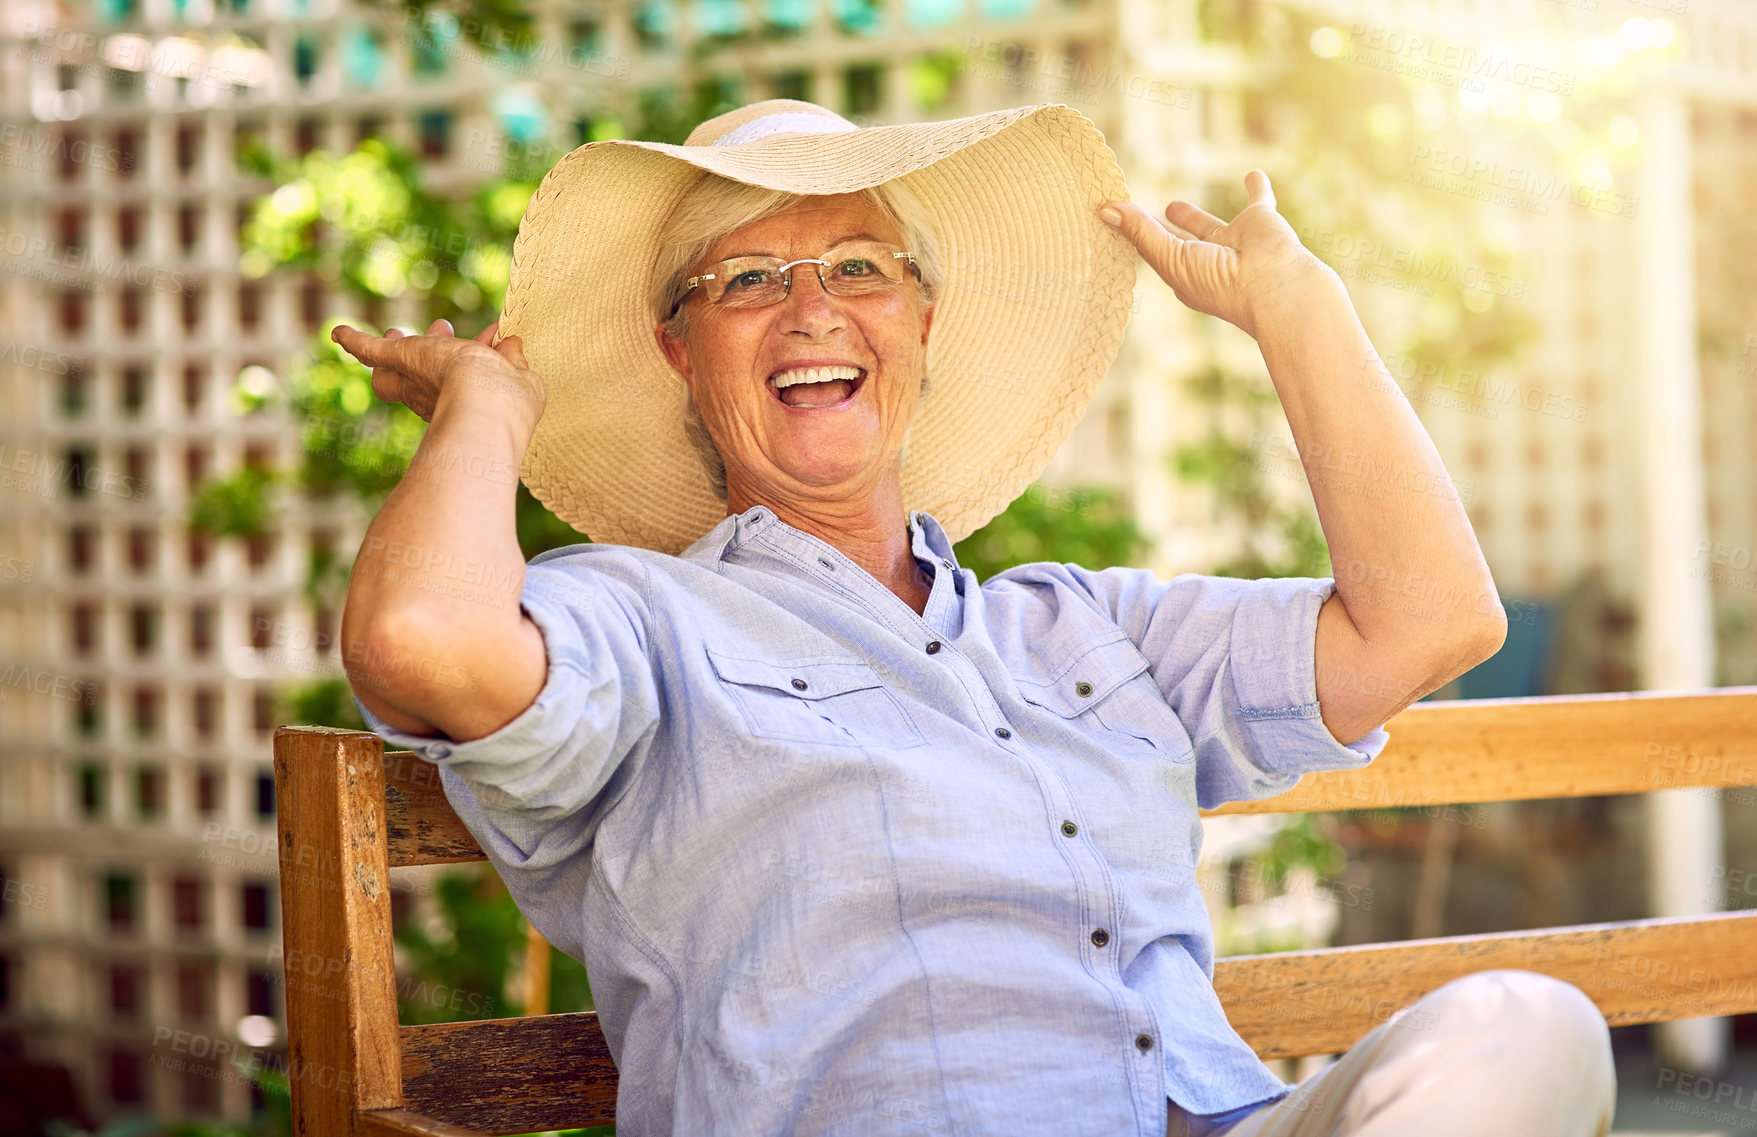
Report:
356,1109,493,1137
273,726,406,1136
1205,687,1757,816
399,1012,619,1134
382,749,486,867
1215,911,1757,1059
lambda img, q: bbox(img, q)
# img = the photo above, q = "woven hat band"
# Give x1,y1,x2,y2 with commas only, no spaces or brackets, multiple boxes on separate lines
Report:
684,99,858,147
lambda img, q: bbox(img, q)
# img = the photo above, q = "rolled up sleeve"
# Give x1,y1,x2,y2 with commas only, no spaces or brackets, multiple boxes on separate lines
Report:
1035,565,1389,810
356,556,661,868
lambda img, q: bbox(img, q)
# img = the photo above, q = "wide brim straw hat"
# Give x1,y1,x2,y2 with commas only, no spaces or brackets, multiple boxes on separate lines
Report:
497,98,1137,555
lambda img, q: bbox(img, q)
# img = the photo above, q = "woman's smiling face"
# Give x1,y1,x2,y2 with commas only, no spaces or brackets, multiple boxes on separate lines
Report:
657,192,934,509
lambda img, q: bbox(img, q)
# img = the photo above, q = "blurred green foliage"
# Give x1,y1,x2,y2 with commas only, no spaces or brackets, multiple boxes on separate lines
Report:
187,469,278,540
393,862,596,1021
954,484,1149,580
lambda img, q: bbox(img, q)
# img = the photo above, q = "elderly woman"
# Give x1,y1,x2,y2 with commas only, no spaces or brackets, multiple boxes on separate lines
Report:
332,101,1614,1137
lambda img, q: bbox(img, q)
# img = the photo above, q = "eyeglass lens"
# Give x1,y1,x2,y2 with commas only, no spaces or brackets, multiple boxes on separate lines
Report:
703,242,912,308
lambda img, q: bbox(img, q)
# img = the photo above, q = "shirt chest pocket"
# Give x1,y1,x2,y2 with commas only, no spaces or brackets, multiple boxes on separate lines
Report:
705,648,927,751
1015,634,1194,763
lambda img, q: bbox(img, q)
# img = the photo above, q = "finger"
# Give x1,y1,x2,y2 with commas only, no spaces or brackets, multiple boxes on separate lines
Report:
333,323,393,365
333,323,449,380
1164,201,1227,240
1244,169,1276,210
371,366,403,406
427,318,454,337
473,317,501,345
1102,200,1186,270
494,333,529,369
386,327,406,340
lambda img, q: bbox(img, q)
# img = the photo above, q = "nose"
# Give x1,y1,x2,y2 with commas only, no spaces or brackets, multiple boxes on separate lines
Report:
777,263,846,338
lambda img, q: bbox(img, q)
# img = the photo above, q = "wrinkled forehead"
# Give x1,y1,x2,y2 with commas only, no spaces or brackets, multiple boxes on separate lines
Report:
703,192,902,264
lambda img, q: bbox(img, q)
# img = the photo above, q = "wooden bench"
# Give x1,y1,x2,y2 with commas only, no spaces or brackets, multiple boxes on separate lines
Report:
272,687,1757,1135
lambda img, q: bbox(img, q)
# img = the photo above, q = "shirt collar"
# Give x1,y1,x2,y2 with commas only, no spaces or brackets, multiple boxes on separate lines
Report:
675,504,962,574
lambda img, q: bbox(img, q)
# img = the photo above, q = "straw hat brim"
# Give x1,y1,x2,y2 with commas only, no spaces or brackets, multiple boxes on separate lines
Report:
497,101,1137,555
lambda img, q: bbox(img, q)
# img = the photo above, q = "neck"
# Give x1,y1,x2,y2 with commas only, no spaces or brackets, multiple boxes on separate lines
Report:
726,475,931,617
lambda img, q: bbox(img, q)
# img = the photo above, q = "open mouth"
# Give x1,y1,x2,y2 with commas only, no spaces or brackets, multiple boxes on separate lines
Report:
767,365,866,409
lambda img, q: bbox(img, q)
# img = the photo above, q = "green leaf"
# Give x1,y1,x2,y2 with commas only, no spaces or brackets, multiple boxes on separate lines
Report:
188,468,278,539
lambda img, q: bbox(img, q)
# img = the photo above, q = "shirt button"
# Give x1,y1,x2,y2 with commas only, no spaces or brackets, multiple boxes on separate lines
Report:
1135,1033,1154,1052
791,678,808,691
925,640,942,655
428,744,452,760
1090,928,1110,947
994,727,1012,740
941,559,955,571
1060,820,1078,838
1075,681,1094,697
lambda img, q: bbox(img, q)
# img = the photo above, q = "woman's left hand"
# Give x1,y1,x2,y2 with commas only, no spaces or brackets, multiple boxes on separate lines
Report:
1102,170,1333,341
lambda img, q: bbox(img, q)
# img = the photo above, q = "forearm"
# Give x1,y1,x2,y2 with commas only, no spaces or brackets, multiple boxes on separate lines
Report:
1254,269,1505,705
341,383,547,740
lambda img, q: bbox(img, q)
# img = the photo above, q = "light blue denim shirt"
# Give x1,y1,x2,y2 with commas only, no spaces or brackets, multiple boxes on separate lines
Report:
360,504,1389,1136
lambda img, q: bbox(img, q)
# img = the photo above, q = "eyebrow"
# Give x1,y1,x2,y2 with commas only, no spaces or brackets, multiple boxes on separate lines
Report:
718,233,888,260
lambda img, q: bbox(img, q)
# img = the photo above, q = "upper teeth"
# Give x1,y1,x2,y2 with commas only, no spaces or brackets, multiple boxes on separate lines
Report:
770,365,862,389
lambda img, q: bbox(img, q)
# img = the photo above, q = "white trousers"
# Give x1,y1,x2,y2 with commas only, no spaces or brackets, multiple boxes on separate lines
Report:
1166,970,1617,1137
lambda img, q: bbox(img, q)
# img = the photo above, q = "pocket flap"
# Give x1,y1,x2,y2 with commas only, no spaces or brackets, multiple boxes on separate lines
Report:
1015,633,1151,718
705,648,886,700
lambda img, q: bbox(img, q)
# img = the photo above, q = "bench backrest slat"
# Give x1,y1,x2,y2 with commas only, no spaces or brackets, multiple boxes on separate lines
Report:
399,1013,618,1134
1215,910,1757,1059
1205,687,1757,817
382,750,485,867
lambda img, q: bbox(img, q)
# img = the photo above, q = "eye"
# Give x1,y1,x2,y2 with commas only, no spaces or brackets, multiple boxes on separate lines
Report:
833,257,878,277
727,268,777,291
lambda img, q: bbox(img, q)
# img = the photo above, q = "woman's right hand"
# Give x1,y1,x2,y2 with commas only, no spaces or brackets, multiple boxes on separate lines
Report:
331,315,547,426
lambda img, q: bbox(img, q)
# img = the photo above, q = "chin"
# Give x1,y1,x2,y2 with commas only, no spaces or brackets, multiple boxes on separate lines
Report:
772,441,888,489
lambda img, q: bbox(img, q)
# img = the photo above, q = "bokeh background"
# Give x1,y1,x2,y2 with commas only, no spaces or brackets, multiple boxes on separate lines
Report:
1,0,1754,1131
